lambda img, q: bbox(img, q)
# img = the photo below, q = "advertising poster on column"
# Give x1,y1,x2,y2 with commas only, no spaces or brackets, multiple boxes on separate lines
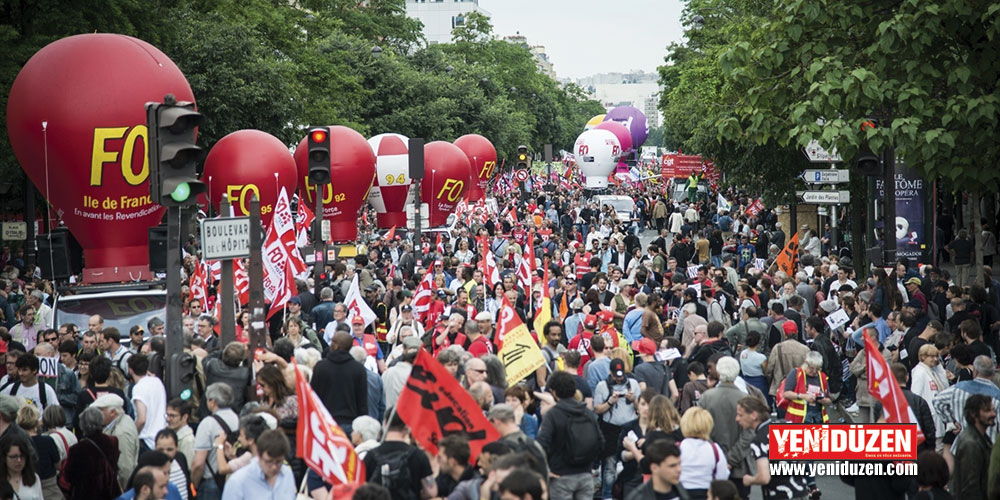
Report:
874,163,927,261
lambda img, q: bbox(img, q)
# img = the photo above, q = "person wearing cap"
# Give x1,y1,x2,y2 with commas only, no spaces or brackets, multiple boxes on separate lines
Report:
92,392,140,488
764,320,810,416
632,338,677,400
593,357,640,499
596,310,630,360
350,315,384,374
386,305,424,353
553,275,581,321
905,277,928,312
567,314,597,378
473,311,494,345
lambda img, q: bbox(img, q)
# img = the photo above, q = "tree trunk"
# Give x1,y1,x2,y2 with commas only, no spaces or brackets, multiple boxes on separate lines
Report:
850,173,867,276
973,190,984,287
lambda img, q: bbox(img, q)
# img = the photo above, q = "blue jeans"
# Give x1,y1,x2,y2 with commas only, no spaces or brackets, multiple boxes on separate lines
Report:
601,455,618,498
197,477,222,500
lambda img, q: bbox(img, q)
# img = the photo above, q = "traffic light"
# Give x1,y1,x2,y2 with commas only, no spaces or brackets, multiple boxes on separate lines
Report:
516,144,529,169
855,147,881,176
307,127,331,185
146,98,206,206
855,118,881,176
168,351,198,400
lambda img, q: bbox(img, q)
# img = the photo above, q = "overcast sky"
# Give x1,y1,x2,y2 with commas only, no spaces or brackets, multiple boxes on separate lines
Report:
479,0,688,80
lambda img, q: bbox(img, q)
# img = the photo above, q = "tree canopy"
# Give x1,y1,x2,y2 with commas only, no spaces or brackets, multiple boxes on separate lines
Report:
1,0,603,195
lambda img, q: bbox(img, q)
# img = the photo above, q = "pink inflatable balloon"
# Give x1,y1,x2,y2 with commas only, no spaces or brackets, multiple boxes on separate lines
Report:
594,121,633,153
202,130,297,227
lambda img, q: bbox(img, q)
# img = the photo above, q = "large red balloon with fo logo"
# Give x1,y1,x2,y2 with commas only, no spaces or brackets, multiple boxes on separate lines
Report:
202,130,297,227
421,141,471,227
6,34,195,281
294,126,375,242
453,134,497,202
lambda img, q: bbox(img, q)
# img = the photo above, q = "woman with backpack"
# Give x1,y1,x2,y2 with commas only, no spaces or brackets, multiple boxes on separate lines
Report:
59,406,122,500
678,407,728,500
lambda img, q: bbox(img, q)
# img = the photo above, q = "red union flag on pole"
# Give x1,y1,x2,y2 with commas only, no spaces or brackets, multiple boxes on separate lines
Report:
295,365,364,485
865,330,925,445
396,349,500,463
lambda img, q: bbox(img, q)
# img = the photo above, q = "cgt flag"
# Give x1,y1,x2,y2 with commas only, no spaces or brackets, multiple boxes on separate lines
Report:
498,295,546,386
775,232,800,277
864,330,926,445
396,349,500,463
295,364,365,485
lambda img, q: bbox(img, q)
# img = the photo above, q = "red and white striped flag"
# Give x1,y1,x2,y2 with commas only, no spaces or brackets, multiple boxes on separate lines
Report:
295,196,316,248
436,233,444,255
234,258,250,306
412,268,435,321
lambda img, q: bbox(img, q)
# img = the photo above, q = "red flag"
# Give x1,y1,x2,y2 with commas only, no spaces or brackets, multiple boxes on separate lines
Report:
384,226,396,241
295,365,365,485
234,258,250,306
864,330,925,444
296,197,316,248
412,268,435,321
396,349,500,462
436,232,444,255
189,259,208,304
267,256,296,319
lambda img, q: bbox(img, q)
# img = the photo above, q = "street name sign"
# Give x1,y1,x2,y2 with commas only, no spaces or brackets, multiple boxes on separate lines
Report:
799,169,850,184
1,222,26,241
797,190,851,204
803,140,842,163
201,217,251,260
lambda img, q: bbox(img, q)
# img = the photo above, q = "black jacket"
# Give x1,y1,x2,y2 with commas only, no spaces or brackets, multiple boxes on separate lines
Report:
625,480,690,500
810,333,842,394
902,389,936,453
536,398,603,476
311,350,368,426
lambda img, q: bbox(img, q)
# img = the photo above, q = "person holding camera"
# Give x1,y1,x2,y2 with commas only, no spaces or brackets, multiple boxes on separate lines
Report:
594,358,641,500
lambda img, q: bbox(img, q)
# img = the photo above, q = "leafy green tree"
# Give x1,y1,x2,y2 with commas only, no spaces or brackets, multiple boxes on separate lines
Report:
717,0,1000,278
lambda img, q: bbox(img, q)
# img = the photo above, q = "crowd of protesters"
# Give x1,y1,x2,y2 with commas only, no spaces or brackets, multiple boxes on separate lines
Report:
0,180,995,500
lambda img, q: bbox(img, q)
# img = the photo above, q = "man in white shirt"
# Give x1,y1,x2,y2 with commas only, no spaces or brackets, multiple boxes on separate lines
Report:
129,353,167,452
3,353,59,412
322,303,349,346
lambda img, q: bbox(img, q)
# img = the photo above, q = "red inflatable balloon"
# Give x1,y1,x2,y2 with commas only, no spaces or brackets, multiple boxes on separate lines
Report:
367,133,413,229
453,134,497,202
594,121,633,153
294,126,375,242
421,141,471,227
6,34,195,280
203,130,297,227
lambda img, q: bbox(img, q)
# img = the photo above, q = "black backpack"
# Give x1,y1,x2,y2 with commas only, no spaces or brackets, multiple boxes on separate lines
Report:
563,408,603,466
370,445,419,500
208,414,240,490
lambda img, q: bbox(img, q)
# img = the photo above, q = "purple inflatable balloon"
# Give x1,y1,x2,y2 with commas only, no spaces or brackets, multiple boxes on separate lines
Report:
603,106,649,149
594,121,632,153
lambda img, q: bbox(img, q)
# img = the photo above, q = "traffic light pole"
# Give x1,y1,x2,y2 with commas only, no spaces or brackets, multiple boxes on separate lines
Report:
313,191,325,292
882,146,897,266
413,180,422,249
248,194,267,353
165,204,184,399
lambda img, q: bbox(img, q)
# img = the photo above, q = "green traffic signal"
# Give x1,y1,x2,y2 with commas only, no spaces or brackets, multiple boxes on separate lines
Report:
170,182,191,202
